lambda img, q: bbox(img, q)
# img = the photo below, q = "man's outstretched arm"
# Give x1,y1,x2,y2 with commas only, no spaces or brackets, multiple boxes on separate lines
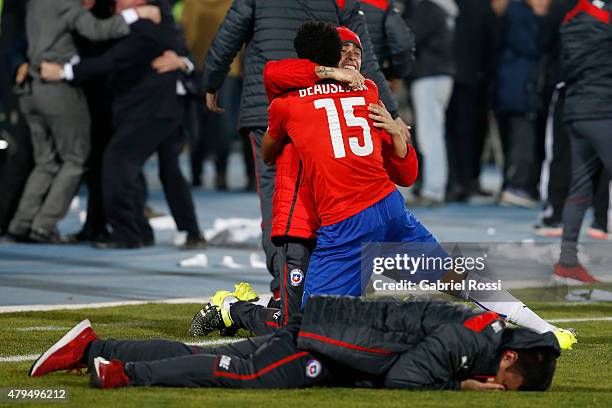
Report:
263,59,365,101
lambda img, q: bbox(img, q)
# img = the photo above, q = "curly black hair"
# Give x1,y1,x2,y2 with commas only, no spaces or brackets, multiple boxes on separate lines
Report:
293,21,342,67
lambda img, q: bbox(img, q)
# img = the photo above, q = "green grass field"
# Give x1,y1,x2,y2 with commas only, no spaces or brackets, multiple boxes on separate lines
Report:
1,302,611,408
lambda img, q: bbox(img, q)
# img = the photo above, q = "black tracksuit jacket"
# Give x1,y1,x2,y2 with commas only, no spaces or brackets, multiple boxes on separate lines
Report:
297,296,561,389
561,0,612,122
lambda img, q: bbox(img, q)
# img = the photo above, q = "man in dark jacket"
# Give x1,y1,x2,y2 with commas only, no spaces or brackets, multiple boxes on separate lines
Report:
445,0,498,202
202,0,406,295
361,0,415,82
554,0,612,282
495,0,549,208
30,297,560,391
40,0,205,248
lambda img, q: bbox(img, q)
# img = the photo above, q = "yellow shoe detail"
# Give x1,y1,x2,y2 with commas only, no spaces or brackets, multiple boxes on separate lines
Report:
211,290,233,327
233,282,258,301
554,328,577,350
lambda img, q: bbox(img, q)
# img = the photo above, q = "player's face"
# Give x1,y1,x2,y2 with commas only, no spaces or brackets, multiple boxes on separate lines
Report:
494,350,523,390
339,43,362,72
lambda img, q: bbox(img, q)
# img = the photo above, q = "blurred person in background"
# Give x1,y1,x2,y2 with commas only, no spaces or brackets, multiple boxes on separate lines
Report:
66,0,118,244
554,0,612,283
534,0,611,241
41,0,206,249
181,0,247,191
360,0,415,89
445,0,498,202
201,0,405,299
405,0,458,207
0,0,33,236
495,0,551,209
6,0,159,243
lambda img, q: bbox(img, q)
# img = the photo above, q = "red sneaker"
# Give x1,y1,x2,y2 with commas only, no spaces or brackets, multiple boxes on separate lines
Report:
29,319,98,377
90,357,130,389
554,263,599,284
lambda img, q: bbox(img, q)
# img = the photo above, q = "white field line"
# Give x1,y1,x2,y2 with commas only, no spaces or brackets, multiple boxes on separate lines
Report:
0,338,243,363
0,297,212,314
548,316,612,323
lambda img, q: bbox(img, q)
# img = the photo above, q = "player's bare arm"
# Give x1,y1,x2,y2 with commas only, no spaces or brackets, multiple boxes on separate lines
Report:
368,101,409,158
315,65,365,89
262,131,285,165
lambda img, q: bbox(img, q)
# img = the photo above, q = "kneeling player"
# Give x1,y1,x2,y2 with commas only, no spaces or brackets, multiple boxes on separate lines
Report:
191,22,576,350
30,297,560,392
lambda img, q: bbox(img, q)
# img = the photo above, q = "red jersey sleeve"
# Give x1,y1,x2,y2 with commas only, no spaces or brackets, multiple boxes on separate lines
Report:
383,143,419,187
267,97,289,141
263,59,320,102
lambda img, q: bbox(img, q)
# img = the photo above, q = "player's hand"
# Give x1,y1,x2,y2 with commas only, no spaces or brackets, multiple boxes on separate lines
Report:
152,50,186,73
136,5,162,24
205,91,224,113
40,61,63,82
394,116,412,145
334,68,365,89
460,379,506,391
15,63,29,85
368,101,401,138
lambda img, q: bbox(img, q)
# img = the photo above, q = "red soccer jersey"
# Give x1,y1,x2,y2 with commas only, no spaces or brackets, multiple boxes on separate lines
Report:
267,79,397,226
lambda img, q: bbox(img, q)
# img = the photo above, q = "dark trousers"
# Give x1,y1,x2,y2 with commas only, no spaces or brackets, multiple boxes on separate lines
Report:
248,127,280,291
190,78,241,186
86,320,329,388
103,115,200,244
0,116,33,234
539,87,609,228
79,80,113,237
446,83,489,195
560,118,612,266
497,112,539,195
231,239,314,336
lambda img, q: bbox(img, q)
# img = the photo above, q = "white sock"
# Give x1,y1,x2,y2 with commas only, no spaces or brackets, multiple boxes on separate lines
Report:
467,273,556,334
222,295,238,311
472,299,556,334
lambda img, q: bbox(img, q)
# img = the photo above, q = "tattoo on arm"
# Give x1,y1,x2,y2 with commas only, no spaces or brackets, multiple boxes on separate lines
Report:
316,66,335,78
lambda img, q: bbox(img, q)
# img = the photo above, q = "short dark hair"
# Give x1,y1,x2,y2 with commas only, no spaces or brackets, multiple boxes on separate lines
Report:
294,21,342,67
510,347,558,391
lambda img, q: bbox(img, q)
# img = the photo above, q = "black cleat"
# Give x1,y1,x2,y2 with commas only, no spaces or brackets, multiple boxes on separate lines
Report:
189,304,226,337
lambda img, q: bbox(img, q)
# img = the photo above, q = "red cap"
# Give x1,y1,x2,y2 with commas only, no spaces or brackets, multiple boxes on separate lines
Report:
336,26,362,50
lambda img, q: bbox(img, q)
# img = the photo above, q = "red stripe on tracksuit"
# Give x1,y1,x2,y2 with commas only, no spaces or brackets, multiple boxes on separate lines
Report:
212,352,309,380
298,331,394,355
360,0,389,10
282,262,289,325
265,321,280,328
463,312,501,333
248,131,266,231
563,0,610,24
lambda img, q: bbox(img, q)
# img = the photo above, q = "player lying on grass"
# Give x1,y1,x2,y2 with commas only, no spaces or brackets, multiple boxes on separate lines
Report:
191,22,576,350
29,297,560,391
